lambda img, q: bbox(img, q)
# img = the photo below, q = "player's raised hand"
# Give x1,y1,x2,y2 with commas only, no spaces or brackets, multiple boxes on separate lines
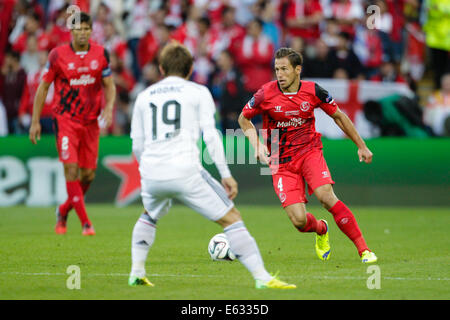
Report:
358,146,373,164
29,122,41,145
255,143,270,165
222,176,238,200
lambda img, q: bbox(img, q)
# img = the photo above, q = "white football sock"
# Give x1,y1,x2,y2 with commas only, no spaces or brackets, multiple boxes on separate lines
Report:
130,213,157,278
224,221,272,282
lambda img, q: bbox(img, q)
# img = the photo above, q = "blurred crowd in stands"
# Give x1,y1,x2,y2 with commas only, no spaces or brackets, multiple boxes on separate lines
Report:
0,0,449,137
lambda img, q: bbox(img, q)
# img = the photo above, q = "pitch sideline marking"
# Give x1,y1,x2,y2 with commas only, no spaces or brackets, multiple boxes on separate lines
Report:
0,272,449,282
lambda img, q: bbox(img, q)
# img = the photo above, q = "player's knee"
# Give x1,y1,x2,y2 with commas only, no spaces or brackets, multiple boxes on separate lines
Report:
290,213,307,229
284,204,307,228
80,170,96,184
64,164,79,181
315,185,337,209
215,207,242,228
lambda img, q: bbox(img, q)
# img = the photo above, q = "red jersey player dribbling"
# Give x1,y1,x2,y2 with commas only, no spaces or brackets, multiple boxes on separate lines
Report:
239,47,378,263
29,12,116,236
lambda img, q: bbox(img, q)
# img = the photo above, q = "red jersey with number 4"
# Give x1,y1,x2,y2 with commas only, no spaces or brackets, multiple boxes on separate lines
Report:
242,80,338,167
42,41,111,124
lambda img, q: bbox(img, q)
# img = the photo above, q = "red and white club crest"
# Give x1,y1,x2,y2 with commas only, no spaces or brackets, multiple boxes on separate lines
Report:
90,60,99,70
300,101,311,112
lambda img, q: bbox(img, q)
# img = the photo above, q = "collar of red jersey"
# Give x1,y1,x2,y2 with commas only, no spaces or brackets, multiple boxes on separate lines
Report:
277,80,302,95
70,42,91,55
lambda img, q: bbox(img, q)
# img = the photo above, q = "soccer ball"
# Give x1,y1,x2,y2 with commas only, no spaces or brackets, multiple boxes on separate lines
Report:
208,233,236,261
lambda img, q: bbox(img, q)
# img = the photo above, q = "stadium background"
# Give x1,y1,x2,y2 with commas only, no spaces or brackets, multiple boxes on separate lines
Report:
0,0,449,208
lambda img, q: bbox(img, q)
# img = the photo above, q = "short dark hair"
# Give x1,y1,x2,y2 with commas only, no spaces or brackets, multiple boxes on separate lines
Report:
79,12,92,28
69,11,92,29
274,47,303,68
159,42,193,77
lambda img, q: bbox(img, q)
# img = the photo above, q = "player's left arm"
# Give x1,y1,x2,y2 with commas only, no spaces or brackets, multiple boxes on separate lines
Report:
101,75,116,128
100,48,116,128
315,83,372,164
330,108,373,164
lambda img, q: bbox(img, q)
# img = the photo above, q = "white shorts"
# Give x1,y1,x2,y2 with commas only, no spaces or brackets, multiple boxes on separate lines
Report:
140,169,234,222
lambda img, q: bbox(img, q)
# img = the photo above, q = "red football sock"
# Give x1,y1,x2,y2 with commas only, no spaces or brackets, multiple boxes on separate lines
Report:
65,180,91,227
328,200,369,256
59,181,91,217
297,213,327,235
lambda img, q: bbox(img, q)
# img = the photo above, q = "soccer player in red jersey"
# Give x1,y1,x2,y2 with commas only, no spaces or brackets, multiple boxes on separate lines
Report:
238,47,377,263
29,12,116,236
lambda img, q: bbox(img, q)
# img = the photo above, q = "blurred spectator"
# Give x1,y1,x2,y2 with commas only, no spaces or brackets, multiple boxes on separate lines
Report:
328,31,364,79
110,51,135,96
353,16,384,78
11,12,49,53
236,18,274,94
230,0,258,26
422,0,450,89
370,60,407,84
402,19,425,83
18,50,54,134
216,6,246,58
131,62,161,100
211,50,248,132
191,17,216,84
0,0,16,66
333,67,350,79
329,0,364,37
320,18,341,48
91,2,111,45
137,25,162,70
289,36,305,55
44,4,71,50
302,38,336,78
253,0,282,49
111,91,131,136
20,34,40,74
8,0,32,47
123,0,152,80
423,73,450,136
195,0,226,28
0,50,26,134
103,21,128,61
373,0,395,61
285,0,324,44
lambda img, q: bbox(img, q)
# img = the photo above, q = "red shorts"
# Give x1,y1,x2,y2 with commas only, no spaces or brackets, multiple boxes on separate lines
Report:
271,149,334,207
53,115,100,169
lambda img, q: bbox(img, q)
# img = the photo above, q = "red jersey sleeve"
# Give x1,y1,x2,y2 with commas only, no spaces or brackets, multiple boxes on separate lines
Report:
314,83,338,116
241,88,264,119
42,48,58,84
101,48,112,78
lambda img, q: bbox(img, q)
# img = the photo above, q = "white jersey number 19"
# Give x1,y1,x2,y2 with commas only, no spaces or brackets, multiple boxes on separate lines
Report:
149,100,181,140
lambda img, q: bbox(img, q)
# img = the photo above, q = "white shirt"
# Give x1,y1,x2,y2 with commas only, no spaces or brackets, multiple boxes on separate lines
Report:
131,76,231,180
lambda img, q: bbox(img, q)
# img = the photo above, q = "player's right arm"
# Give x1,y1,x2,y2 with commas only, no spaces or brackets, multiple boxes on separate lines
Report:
29,80,51,144
238,89,269,165
30,49,58,144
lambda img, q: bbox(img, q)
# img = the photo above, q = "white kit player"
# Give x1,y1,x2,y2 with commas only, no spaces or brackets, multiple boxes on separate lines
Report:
128,42,295,289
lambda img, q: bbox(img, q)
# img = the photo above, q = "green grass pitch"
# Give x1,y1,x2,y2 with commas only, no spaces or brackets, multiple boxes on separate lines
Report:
0,204,448,300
